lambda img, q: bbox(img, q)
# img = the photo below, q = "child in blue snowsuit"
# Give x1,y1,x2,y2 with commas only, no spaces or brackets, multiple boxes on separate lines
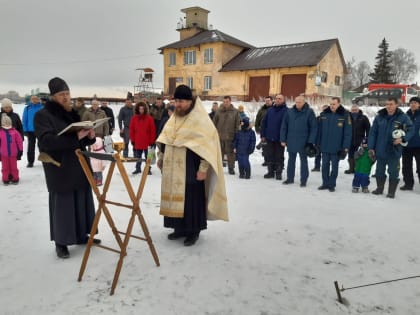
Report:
352,137,376,193
233,117,256,179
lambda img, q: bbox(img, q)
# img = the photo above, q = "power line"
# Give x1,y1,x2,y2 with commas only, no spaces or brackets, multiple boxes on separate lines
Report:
0,52,161,66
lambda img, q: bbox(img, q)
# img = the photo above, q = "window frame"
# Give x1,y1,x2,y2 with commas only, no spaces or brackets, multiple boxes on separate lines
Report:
204,48,214,64
184,50,196,65
169,52,176,66
204,76,212,91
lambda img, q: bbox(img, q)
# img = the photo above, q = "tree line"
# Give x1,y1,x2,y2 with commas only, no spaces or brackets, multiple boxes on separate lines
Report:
344,38,418,91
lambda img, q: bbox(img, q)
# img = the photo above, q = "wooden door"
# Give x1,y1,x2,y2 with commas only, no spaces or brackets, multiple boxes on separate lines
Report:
281,74,307,99
248,76,270,102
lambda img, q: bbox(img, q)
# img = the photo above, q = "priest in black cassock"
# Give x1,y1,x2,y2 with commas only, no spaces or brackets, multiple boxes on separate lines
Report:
34,77,99,258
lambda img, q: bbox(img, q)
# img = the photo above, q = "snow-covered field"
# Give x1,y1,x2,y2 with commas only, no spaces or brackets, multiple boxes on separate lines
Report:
1,103,420,315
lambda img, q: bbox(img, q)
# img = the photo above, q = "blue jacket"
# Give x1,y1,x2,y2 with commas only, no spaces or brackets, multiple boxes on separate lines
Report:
406,108,420,148
261,103,288,142
317,105,352,153
368,108,414,159
280,103,317,153
233,128,256,155
23,102,43,132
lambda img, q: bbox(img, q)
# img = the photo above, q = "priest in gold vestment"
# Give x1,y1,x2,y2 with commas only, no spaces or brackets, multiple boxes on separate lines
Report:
157,85,229,246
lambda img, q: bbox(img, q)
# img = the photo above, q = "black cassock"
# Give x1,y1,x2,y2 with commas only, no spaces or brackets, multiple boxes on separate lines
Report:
164,149,207,234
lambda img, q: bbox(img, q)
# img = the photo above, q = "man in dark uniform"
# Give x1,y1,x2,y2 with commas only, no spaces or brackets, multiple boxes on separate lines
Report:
317,97,352,192
369,97,414,198
34,77,99,258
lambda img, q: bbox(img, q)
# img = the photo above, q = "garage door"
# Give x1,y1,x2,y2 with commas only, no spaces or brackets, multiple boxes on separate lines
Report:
248,76,270,102
281,74,307,99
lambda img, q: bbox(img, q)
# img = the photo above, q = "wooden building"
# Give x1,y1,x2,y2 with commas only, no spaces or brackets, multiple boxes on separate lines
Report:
159,7,346,101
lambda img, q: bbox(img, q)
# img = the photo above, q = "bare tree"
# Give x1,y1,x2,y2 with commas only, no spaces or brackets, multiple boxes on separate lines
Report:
391,48,418,83
354,61,372,87
343,57,356,91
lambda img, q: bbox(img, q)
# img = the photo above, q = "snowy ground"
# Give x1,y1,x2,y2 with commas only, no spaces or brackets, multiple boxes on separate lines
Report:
1,103,420,315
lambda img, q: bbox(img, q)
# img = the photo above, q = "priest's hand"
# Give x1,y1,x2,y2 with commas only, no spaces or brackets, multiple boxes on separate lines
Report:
196,171,207,181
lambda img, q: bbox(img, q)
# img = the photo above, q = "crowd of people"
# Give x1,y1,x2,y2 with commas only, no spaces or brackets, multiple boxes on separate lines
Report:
1,79,420,257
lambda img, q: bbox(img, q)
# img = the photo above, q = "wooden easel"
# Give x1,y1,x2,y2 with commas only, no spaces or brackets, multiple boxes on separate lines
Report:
75,148,160,295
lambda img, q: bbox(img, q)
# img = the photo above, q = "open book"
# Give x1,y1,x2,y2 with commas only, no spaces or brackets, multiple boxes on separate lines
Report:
57,117,110,136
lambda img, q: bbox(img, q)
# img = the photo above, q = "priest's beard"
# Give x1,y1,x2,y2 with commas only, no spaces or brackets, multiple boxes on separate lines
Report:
175,105,192,117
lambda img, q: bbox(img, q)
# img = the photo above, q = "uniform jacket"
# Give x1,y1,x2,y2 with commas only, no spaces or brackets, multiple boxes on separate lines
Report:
406,108,420,148
129,114,156,150
22,102,43,133
0,109,24,140
233,127,256,155
368,108,414,159
261,103,288,142
118,105,134,130
317,105,352,153
213,104,241,141
34,101,95,192
280,103,317,153
81,107,109,138
350,110,370,147
0,127,23,157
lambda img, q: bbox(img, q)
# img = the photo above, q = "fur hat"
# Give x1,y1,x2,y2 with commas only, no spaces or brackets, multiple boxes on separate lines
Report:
1,113,12,129
174,85,192,100
48,77,69,95
1,98,13,109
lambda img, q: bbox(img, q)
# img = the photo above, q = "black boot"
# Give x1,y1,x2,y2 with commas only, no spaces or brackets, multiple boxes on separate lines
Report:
184,233,199,246
239,167,245,179
344,158,355,174
400,182,413,190
387,179,399,198
372,177,386,195
264,165,275,178
245,168,251,179
168,230,186,240
228,168,235,175
275,167,282,180
55,243,70,259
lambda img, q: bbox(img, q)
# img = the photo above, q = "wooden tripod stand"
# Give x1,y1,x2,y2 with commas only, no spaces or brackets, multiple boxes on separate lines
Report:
75,149,160,295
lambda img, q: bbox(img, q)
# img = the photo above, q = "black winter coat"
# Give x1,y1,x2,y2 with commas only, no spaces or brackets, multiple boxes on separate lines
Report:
350,110,370,147
34,101,95,192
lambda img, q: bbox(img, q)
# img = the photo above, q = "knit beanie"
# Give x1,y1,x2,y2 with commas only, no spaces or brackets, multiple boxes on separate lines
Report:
48,77,69,95
1,113,12,129
1,98,13,109
173,85,193,100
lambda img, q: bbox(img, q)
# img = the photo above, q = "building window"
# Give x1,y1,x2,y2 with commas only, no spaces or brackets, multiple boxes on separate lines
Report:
321,71,328,83
169,52,176,66
187,77,194,89
204,48,213,64
204,76,212,90
184,50,196,65
334,76,341,86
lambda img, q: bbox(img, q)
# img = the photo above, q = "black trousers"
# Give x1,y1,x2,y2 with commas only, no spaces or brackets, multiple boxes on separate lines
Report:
402,147,420,187
265,140,285,172
26,132,37,164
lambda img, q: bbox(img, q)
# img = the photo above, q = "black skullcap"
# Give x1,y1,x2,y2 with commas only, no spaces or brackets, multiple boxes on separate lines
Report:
173,85,192,100
48,77,69,95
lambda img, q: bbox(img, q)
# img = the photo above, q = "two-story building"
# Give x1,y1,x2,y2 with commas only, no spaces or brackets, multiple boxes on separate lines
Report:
159,7,346,101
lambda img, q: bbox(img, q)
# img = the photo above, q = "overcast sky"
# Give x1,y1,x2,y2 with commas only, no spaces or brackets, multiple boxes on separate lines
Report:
1,0,420,97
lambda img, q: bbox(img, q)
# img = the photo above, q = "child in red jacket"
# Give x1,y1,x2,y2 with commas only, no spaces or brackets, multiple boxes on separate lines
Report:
0,114,23,185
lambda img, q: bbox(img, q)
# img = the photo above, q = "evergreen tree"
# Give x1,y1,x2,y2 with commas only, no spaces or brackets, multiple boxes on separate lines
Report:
369,38,394,83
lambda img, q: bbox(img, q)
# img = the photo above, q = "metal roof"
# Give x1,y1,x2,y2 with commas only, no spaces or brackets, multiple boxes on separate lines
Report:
220,38,344,71
158,29,255,51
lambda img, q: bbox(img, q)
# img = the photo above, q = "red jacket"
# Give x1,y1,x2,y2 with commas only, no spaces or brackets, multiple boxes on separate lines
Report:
129,114,156,150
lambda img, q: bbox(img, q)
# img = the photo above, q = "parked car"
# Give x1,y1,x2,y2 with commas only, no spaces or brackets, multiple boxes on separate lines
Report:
352,88,403,106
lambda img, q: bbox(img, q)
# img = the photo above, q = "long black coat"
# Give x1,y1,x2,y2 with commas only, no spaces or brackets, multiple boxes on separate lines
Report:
351,110,370,147
34,101,95,192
